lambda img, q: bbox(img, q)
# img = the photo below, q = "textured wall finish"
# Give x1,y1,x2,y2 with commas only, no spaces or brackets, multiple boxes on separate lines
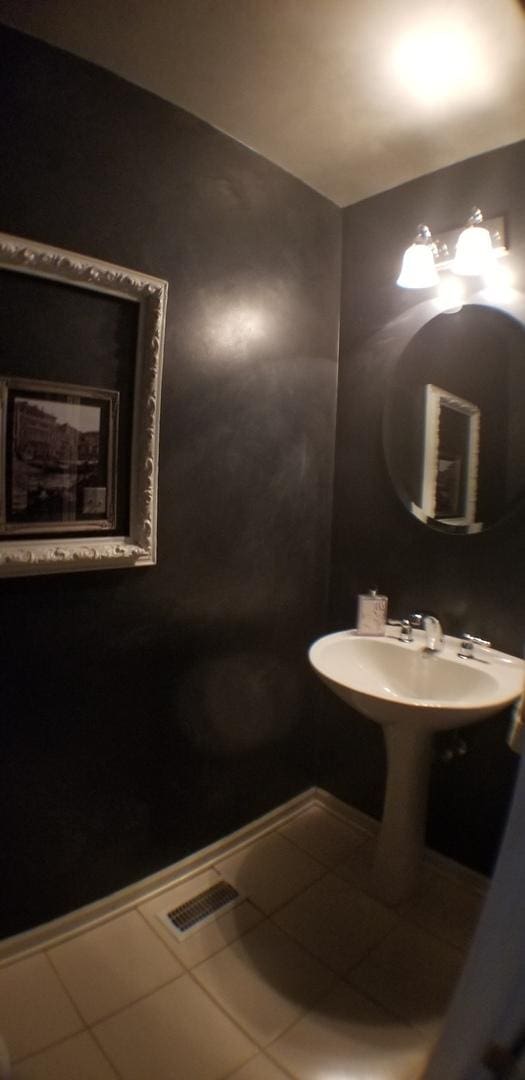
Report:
0,26,340,938
325,140,525,874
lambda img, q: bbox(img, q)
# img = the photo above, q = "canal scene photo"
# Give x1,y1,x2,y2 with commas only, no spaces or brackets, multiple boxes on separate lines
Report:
1,379,118,535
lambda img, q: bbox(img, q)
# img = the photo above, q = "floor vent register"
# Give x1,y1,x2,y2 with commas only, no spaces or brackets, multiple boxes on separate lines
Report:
158,879,242,940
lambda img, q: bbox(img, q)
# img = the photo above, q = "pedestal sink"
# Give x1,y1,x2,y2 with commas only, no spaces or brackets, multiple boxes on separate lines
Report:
309,627,523,903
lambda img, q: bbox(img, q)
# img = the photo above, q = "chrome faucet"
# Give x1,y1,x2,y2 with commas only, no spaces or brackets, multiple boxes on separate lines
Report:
422,615,444,653
406,612,444,653
389,612,444,650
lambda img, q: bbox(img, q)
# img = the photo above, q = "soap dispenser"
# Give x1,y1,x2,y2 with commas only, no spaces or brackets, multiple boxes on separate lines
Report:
357,588,388,636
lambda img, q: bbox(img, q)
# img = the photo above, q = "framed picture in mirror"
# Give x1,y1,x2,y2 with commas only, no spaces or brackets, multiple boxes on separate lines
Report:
421,384,480,527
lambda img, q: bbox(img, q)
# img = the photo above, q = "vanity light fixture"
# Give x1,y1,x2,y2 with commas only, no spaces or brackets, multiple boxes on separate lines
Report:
396,210,507,289
396,224,440,289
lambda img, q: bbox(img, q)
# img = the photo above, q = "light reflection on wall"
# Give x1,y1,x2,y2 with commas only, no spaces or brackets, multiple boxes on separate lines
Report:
203,296,271,358
481,264,516,306
433,265,517,314
434,276,465,314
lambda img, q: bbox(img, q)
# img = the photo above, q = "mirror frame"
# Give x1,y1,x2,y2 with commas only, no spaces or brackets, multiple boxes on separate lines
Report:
382,287,525,534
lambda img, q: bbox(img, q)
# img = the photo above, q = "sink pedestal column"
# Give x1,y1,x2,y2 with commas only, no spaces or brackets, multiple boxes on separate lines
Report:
372,723,433,905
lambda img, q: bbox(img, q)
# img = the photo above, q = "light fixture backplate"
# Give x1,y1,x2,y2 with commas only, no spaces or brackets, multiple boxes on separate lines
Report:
432,214,507,269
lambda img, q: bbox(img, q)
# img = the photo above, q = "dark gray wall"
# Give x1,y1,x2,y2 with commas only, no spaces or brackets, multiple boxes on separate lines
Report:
0,26,341,937
324,140,525,875
3,22,522,939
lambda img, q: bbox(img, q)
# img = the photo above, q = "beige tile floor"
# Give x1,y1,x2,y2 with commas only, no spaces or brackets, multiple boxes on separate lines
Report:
0,803,485,1080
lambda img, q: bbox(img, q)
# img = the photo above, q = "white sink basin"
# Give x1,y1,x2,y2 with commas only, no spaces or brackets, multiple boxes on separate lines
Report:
309,628,523,730
309,626,523,903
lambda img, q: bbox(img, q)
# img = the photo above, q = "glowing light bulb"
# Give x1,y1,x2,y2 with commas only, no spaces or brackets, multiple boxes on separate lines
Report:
397,225,438,289
453,223,495,276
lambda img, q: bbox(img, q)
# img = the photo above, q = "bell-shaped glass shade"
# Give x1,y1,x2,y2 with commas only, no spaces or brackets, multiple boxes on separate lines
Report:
396,243,439,288
453,224,495,276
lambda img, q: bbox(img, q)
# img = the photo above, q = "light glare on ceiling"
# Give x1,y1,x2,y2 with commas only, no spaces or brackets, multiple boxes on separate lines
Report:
392,22,490,105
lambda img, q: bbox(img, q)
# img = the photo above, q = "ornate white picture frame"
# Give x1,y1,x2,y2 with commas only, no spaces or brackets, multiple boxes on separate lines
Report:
0,232,167,576
420,383,480,527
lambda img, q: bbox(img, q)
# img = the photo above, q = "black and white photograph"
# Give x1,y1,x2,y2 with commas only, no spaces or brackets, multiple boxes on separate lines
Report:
0,378,118,535
435,456,462,518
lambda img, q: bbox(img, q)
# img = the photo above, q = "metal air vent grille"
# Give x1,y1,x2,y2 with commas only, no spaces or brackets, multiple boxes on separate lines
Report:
158,880,242,940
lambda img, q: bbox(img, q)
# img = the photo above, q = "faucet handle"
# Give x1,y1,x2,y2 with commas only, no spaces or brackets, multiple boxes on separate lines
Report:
458,633,491,660
462,633,491,649
386,619,414,642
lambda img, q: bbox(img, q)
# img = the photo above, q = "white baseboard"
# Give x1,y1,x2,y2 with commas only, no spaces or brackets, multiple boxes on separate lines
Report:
315,788,488,895
0,786,487,965
0,787,315,965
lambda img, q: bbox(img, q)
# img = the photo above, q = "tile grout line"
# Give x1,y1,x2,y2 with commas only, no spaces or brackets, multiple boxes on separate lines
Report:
267,882,401,981
391,909,477,955
264,872,330,920
326,859,484,951
42,908,300,1058
46,939,187,1030
339,923,462,1040
133,904,195,971
12,1028,123,1080
82,970,188,1029
184,965,262,1056
259,958,440,1080
274,826,372,868
188,953,337,1063
133,904,193,971
9,1027,87,1070
221,1047,298,1080
89,1022,128,1080
186,918,340,1055
254,969,340,1055
341,960,450,1045
7,950,86,1064
243,1046,300,1080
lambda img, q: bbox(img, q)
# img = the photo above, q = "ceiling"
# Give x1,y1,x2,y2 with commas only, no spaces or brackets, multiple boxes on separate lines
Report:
1,0,524,206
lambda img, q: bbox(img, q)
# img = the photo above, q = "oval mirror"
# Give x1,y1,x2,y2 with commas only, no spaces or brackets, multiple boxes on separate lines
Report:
384,303,525,533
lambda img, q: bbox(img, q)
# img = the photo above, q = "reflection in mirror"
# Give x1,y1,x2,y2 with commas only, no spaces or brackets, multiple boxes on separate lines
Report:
384,305,525,533
419,385,480,528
